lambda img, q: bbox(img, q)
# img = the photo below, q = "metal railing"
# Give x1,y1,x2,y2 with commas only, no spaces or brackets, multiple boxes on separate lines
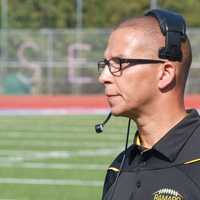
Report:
0,28,199,94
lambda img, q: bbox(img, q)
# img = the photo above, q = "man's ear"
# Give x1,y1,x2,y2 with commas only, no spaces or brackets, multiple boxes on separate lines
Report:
158,62,176,91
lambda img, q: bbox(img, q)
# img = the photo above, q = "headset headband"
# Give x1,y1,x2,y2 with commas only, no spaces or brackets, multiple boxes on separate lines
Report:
145,9,187,62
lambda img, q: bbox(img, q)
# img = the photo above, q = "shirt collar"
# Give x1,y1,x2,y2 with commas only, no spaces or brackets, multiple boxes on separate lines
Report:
153,109,200,162
131,109,200,162
135,133,141,146
130,132,147,162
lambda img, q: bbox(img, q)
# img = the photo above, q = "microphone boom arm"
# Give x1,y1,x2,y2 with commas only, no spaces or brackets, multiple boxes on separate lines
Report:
95,112,112,133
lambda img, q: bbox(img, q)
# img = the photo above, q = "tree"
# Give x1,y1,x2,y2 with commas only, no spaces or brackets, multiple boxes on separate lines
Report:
0,0,200,28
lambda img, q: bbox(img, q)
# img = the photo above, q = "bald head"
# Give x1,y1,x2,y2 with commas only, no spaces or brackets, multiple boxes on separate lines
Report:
114,16,192,91
116,16,165,56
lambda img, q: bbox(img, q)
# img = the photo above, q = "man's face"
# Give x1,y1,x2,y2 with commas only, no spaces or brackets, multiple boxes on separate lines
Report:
99,27,160,117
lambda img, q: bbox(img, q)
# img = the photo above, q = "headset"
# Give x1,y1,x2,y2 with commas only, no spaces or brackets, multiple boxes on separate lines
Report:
145,9,187,62
95,9,187,200
95,112,112,133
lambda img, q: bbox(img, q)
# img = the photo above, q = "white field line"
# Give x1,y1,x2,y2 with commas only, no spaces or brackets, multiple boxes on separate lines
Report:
0,108,109,116
0,108,198,116
0,139,122,148
0,133,124,141
0,108,108,116
0,198,16,200
0,127,123,133
0,162,107,170
0,148,120,161
0,129,121,134
0,178,103,187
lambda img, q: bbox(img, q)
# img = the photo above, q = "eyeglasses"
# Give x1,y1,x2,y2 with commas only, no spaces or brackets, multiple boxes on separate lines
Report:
97,58,165,76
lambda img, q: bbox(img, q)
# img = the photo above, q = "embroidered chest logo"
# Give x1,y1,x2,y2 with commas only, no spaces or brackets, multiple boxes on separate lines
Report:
152,188,184,200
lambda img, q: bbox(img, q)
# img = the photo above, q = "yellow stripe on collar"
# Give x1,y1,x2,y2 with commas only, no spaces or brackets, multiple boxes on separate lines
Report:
184,158,200,164
135,134,141,146
108,167,120,172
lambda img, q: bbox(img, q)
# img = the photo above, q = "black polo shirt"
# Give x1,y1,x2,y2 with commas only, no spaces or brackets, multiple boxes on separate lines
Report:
102,109,200,200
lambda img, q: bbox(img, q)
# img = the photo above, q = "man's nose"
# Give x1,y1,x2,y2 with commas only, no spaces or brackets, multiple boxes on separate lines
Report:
98,65,113,84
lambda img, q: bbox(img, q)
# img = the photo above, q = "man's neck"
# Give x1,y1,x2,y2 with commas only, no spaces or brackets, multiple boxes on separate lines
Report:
133,105,187,149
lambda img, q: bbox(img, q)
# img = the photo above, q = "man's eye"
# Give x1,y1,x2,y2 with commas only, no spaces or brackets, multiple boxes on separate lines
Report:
112,58,121,64
99,61,105,67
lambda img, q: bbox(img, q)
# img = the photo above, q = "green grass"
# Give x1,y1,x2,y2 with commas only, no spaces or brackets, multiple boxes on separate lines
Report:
0,115,136,200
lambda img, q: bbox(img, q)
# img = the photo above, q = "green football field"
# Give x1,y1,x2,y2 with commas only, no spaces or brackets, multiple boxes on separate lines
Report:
0,115,136,200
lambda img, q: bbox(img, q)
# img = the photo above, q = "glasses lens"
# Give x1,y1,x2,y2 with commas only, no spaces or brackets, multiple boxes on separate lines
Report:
109,58,121,74
98,60,106,74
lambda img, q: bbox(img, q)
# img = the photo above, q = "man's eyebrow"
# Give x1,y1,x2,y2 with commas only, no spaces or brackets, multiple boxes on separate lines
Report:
115,54,124,57
110,55,126,59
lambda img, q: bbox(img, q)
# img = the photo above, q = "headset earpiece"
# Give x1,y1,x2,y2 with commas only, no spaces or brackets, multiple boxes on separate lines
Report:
145,9,187,62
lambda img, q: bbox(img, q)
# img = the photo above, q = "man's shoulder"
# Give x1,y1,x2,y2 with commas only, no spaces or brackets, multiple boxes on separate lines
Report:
109,144,133,170
102,145,133,199
176,117,200,166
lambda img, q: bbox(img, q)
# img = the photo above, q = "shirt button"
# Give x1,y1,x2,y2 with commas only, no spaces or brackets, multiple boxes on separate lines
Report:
136,180,141,188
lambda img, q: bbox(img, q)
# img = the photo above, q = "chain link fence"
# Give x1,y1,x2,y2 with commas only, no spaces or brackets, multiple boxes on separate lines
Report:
0,28,199,95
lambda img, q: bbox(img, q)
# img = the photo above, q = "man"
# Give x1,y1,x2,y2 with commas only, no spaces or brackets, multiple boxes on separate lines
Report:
97,9,200,200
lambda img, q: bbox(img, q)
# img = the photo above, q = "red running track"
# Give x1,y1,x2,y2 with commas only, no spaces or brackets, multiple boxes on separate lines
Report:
0,95,199,109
